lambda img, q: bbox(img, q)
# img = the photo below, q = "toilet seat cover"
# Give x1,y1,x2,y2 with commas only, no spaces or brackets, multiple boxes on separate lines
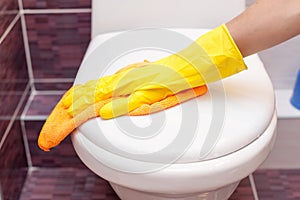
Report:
73,28,275,163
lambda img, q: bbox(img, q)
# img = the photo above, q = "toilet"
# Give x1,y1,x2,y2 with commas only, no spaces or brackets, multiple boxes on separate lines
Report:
71,1,277,199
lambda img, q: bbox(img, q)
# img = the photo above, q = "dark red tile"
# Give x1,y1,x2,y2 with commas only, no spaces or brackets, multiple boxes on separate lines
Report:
0,0,18,37
25,120,85,168
35,81,73,90
20,168,119,200
0,87,28,140
229,177,255,200
0,21,28,89
0,19,29,115
0,120,28,200
17,86,32,117
254,169,300,200
25,13,91,80
0,120,9,140
0,8,29,200
25,94,63,116
0,93,23,116
23,0,91,9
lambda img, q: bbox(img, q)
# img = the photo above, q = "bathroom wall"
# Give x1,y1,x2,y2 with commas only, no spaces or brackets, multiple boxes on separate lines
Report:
259,37,300,89
20,0,91,169
0,0,30,199
0,0,91,199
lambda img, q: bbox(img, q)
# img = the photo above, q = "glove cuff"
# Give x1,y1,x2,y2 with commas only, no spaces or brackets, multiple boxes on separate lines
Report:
221,23,245,62
196,24,248,78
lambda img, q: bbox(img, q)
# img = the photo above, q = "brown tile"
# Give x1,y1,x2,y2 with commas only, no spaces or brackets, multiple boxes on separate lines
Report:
35,81,73,90
25,13,91,80
229,177,255,200
0,93,23,116
0,7,29,199
0,19,29,115
0,20,28,87
17,86,32,117
254,169,300,200
20,168,119,200
25,120,85,168
0,120,9,140
0,120,28,200
23,0,91,9
0,0,18,37
0,19,28,91
25,94,63,116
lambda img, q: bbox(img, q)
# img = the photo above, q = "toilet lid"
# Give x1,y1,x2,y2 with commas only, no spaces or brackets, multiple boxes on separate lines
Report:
73,28,275,164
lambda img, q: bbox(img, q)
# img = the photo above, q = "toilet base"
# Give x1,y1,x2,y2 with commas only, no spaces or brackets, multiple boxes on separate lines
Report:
110,181,239,200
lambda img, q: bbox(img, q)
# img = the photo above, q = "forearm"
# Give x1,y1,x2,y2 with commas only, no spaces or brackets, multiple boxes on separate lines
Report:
226,0,300,57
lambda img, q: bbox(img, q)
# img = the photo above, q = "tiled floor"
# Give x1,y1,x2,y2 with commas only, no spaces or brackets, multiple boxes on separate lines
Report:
19,168,118,200
253,170,300,200
19,168,255,200
18,168,300,200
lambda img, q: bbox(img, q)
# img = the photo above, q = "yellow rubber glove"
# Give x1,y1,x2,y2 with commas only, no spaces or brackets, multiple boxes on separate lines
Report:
62,61,149,116
63,24,247,119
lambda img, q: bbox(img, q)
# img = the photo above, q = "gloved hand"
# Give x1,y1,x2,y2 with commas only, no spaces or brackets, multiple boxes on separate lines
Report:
63,24,247,119
62,61,149,117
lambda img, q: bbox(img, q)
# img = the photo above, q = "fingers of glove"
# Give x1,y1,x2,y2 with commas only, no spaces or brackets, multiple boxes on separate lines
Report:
92,61,152,99
67,89,98,116
62,85,83,108
110,64,168,97
62,75,114,109
63,61,154,115
99,87,171,119
99,97,131,119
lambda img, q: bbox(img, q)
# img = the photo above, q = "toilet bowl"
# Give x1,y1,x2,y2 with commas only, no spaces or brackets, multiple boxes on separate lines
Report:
71,28,277,200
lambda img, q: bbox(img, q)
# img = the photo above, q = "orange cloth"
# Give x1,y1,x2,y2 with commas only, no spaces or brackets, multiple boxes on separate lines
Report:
38,85,207,151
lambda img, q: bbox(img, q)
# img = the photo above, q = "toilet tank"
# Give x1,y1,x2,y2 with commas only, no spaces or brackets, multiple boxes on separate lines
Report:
91,0,245,38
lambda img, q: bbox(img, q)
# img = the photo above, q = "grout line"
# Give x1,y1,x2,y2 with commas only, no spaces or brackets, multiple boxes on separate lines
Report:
21,120,33,168
34,78,74,83
22,8,91,14
249,174,259,200
20,90,65,121
0,10,19,15
17,0,24,10
0,184,3,200
0,83,30,149
20,89,36,121
18,0,36,92
34,90,66,95
0,116,12,120
22,115,48,121
0,14,21,45
22,166,41,197
27,166,40,176
0,91,26,95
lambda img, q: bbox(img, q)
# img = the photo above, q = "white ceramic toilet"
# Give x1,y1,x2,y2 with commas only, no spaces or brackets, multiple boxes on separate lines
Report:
71,1,277,199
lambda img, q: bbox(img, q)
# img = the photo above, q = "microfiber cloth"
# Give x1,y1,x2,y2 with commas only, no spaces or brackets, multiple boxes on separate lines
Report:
38,85,207,151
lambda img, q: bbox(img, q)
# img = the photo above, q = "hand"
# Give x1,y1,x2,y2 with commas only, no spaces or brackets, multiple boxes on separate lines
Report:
63,24,247,119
